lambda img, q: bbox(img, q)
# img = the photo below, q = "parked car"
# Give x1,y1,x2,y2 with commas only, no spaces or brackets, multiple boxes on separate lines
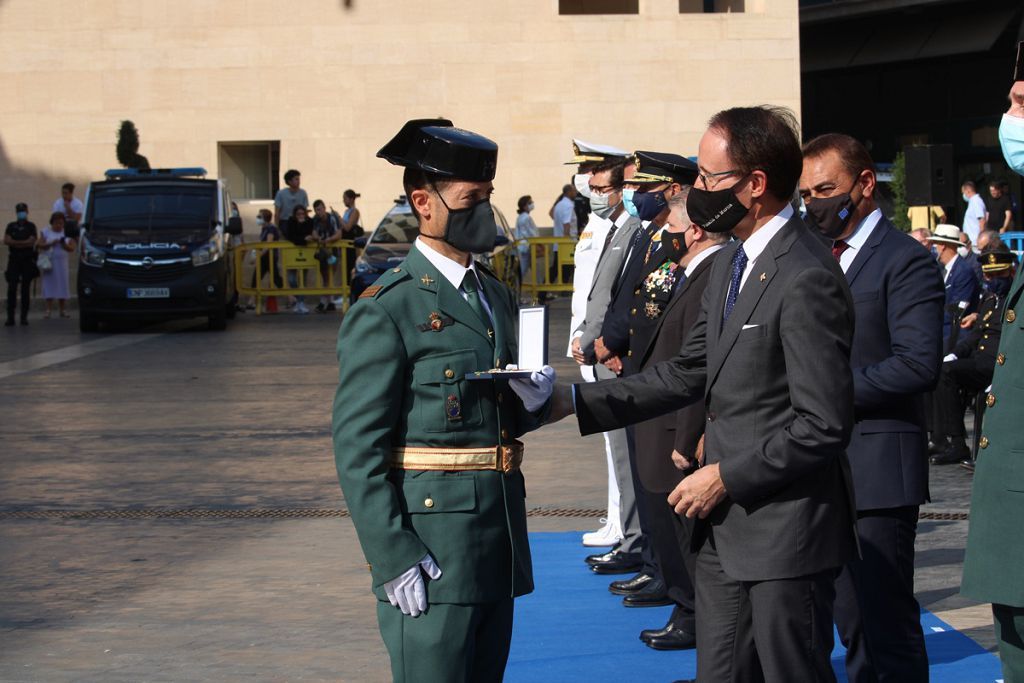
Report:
349,195,520,301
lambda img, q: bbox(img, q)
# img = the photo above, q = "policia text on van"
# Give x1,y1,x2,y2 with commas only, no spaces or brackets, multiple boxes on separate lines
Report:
76,168,242,331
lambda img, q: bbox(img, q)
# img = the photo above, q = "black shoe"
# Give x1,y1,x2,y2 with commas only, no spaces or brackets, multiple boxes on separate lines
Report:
930,440,970,465
642,622,697,650
4,319,13,327
960,459,976,473
314,303,327,314
589,551,643,575
608,572,654,595
928,437,948,455
623,578,672,607
585,547,621,566
326,302,336,311
19,318,28,326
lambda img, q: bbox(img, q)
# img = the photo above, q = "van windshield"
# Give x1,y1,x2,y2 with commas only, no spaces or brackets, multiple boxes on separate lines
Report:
87,186,216,244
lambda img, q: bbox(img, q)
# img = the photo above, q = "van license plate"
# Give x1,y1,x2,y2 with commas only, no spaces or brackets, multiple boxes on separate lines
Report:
126,288,170,299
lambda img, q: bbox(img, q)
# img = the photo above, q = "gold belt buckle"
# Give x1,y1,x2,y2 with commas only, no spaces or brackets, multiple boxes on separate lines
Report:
499,443,524,473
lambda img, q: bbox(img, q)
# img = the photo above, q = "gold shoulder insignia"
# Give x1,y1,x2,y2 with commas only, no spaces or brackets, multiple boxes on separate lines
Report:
359,286,382,299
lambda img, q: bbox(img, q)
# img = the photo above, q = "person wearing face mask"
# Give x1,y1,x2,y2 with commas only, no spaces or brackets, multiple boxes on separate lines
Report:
515,195,539,279
962,55,1024,682
961,180,988,244
4,202,39,326
528,106,859,683
549,183,578,286
332,119,552,683
927,224,981,344
800,133,944,683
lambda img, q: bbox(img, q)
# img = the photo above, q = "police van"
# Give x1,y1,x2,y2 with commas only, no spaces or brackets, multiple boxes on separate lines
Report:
76,168,242,331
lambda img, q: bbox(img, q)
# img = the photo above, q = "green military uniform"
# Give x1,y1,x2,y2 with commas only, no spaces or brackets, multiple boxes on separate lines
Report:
332,118,544,683
961,256,1024,679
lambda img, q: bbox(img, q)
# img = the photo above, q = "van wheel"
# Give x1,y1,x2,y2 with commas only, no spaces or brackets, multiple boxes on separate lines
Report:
79,313,99,333
208,308,227,331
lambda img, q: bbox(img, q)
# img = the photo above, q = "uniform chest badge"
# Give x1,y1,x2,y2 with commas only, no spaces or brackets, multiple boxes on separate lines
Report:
446,394,462,421
417,311,454,332
984,310,993,321
421,275,435,286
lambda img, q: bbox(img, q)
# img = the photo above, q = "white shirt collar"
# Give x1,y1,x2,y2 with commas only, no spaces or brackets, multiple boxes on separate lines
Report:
945,253,959,275
614,210,632,228
842,208,882,252
684,243,725,277
414,238,479,290
739,203,794,265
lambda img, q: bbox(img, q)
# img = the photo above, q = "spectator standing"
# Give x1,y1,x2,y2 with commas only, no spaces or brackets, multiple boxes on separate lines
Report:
906,204,945,231
52,183,83,232
312,199,342,313
961,181,988,243
550,183,577,284
36,212,76,319
247,209,283,312
337,189,363,303
285,205,316,314
515,195,538,279
986,179,1014,232
273,169,309,230
4,202,38,326
929,224,981,343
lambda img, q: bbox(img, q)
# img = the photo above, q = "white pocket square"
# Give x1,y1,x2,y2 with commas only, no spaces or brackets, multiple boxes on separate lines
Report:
742,324,760,330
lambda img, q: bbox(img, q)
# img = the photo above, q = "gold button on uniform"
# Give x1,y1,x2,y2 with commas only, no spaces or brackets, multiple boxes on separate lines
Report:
444,368,455,379
501,428,509,440
424,497,435,508
986,393,996,408
1007,309,1017,323
979,436,989,449
631,308,637,316
997,353,1006,365
629,329,634,336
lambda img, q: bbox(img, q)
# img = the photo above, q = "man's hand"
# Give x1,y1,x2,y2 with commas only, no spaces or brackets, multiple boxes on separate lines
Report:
383,554,442,617
667,463,727,519
594,336,612,362
671,449,692,471
602,355,623,375
1008,81,1024,118
960,312,978,329
509,365,556,413
571,337,586,365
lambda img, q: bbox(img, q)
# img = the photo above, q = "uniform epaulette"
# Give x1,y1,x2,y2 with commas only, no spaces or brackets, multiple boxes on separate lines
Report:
358,267,410,300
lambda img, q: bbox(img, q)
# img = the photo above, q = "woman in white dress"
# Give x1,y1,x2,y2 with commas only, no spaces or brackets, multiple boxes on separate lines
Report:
515,195,538,279
36,212,76,318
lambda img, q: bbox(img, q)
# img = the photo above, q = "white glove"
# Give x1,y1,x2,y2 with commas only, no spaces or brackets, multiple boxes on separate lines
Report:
383,554,442,617
509,364,556,413
943,353,958,363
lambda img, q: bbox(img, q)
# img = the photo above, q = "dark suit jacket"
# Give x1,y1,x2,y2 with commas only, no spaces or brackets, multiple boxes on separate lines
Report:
841,218,945,510
943,255,980,339
601,222,660,358
576,215,858,582
632,251,720,493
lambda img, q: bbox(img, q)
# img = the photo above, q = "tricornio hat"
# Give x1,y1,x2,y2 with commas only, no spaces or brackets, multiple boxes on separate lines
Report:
564,139,629,165
981,250,1016,273
377,118,498,182
628,151,699,186
927,224,963,247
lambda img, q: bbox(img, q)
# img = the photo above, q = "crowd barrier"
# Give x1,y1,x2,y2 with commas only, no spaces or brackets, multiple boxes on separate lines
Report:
519,237,577,301
1001,230,1024,257
233,240,357,314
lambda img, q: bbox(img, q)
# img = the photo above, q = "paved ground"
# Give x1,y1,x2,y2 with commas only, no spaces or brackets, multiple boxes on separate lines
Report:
0,298,995,681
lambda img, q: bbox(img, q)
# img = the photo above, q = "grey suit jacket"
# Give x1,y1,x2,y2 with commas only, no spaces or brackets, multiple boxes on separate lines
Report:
575,215,859,582
576,215,642,364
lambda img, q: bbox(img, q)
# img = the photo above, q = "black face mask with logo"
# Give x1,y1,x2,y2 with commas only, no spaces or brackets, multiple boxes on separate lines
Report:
686,175,751,234
660,231,689,263
804,182,864,240
430,184,496,254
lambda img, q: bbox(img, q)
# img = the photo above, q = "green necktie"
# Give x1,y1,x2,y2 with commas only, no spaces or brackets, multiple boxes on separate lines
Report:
461,271,490,328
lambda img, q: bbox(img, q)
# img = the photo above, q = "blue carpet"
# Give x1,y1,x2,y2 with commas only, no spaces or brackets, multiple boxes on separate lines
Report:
507,531,1003,683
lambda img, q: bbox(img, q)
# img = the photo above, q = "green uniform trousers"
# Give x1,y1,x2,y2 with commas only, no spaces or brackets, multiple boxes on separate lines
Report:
376,598,514,683
995,603,1024,682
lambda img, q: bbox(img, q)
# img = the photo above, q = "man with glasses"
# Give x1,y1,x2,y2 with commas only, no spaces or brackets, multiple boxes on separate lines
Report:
519,106,858,682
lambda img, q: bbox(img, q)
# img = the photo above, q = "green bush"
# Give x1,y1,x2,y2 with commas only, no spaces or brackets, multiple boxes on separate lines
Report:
890,151,910,232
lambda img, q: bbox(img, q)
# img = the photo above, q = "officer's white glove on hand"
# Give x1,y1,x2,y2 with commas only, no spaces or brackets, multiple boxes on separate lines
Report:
943,353,958,363
383,554,442,617
508,365,556,413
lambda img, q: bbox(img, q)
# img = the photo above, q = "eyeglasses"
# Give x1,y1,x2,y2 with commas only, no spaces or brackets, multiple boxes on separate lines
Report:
589,183,621,195
696,168,741,190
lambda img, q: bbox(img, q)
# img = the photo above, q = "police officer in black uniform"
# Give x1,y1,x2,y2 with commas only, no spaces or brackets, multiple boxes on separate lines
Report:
931,249,1017,464
4,202,38,326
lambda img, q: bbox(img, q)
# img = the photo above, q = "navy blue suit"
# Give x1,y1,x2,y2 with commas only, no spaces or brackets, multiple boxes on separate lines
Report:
833,217,945,683
943,255,980,341
600,223,659,369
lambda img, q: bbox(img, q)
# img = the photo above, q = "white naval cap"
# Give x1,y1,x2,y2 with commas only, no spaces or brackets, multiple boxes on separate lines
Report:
565,138,630,165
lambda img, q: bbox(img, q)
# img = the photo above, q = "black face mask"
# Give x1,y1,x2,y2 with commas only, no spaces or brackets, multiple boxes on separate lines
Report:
984,276,1012,297
660,230,689,263
804,183,863,240
631,189,669,222
431,185,496,254
686,176,750,234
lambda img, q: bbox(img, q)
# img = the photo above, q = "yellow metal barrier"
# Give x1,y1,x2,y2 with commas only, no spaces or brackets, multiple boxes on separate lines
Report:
234,240,357,314
520,237,577,301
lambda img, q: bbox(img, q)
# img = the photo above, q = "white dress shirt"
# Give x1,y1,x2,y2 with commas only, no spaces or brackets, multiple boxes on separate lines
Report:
736,203,794,293
684,243,725,278
943,253,959,284
414,238,494,325
835,208,883,273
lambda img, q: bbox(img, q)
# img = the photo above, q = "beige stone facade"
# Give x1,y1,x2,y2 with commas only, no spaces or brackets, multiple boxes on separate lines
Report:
0,0,798,234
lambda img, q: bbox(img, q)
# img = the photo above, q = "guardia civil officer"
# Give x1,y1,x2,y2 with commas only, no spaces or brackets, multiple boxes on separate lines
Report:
332,119,552,683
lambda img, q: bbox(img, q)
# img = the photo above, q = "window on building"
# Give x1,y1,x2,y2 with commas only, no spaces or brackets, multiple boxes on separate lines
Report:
218,141,280,200
559,0,638,15
679,0,745,12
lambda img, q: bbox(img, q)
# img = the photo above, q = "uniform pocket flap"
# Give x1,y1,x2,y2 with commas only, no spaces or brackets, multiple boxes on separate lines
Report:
402,477,478,513
416,350,481,385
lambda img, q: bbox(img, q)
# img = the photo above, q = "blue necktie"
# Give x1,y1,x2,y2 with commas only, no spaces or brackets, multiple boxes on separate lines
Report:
723,245,748,326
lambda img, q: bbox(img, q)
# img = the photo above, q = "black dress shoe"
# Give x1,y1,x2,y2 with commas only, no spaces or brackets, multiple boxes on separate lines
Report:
960,459,976,473
4,319,13,327
622,578,672,607
584,547,621,565
927,438,947,455
642,622,697,650
589,550,643,575
930,440,970,465
608,572,654,595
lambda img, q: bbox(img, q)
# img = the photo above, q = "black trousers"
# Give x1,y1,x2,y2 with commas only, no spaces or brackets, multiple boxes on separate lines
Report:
638,481,697,632
932,359,992,440
5,267,33,322
696,532,838,683
249,252,283,289
624,428,656,576
834,506,928,683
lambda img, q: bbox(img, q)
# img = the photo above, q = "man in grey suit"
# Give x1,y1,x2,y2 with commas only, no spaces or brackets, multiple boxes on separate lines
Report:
570,157,646,576
525,106,858,682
